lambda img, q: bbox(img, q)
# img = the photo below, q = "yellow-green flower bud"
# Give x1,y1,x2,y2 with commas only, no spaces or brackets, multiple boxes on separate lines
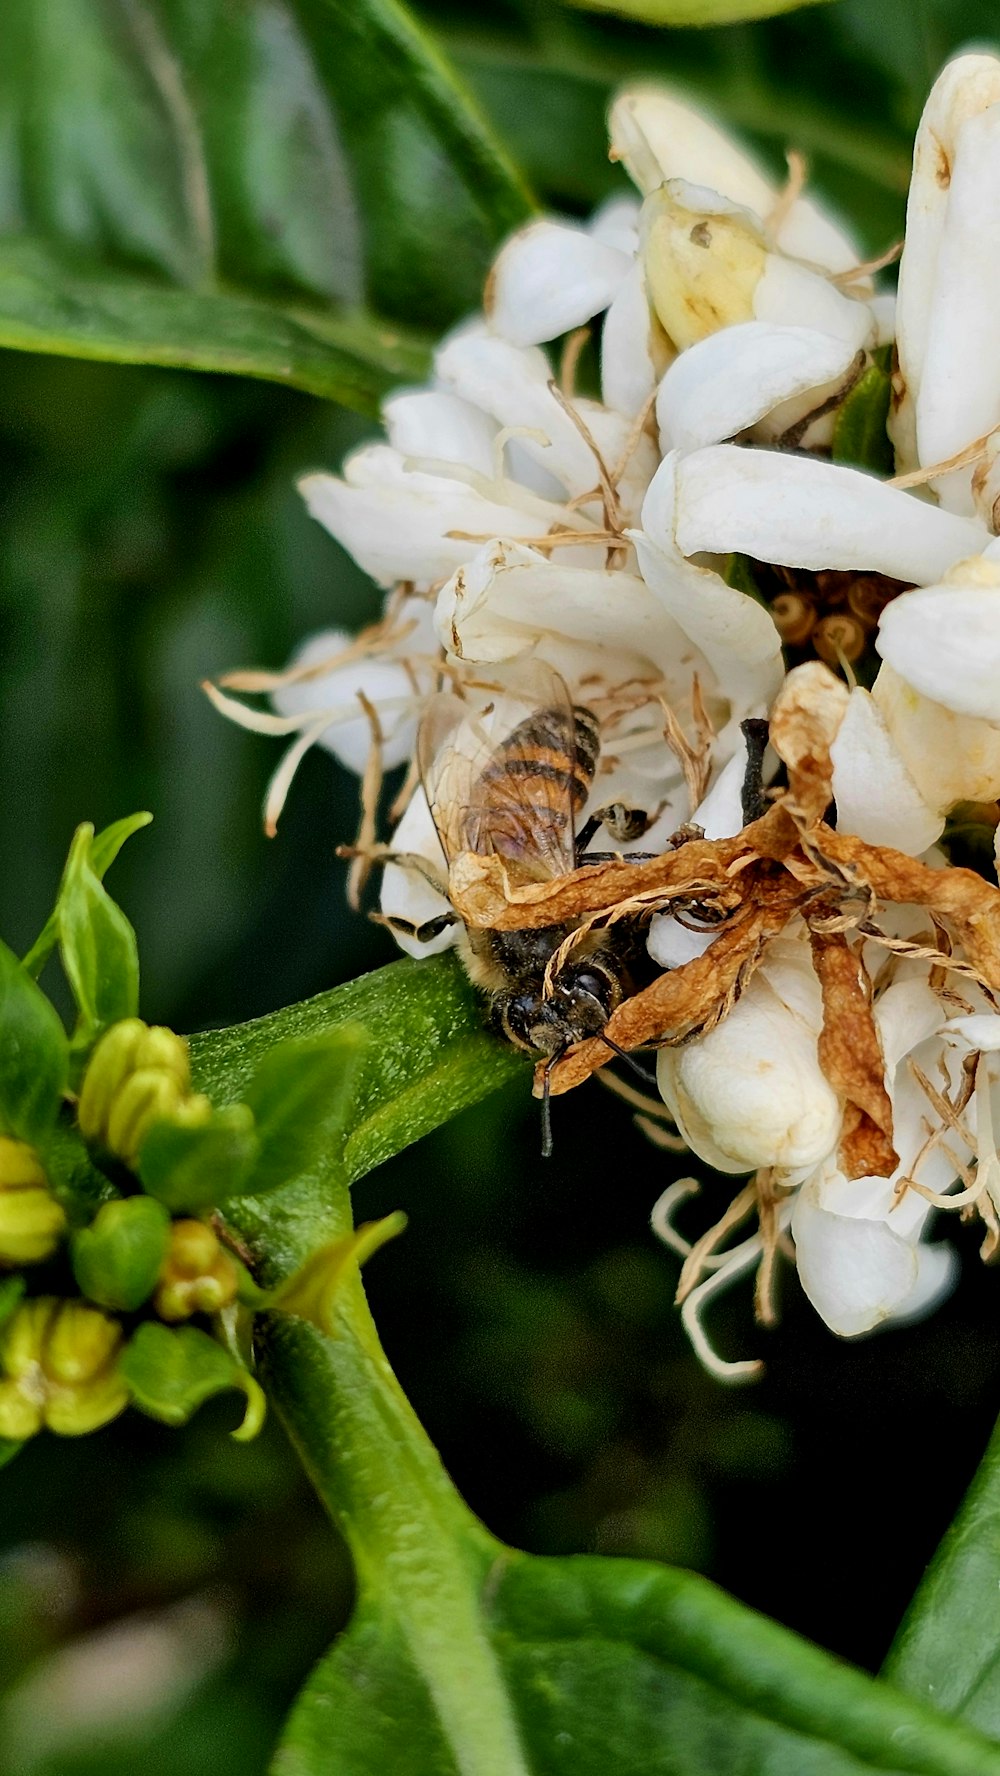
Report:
155,1220,239,1323
0,1298,128,1439
0,1138,66,1265
77,1020,193,1166
640,187,766,352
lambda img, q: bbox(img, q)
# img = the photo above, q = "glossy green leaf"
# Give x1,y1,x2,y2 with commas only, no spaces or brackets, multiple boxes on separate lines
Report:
833,356,894,476
0,238,429,416
0,0,531,396
71,1196,172,1312
137,1104,259,1212
22,810,152,980
120,1321,265,1441
241,1027,369,1197
0,939,68,1147
187,958,1000,1776
885,1415,1000,1742
56,824,140,1064
190,953,530,1202
557,0,835,20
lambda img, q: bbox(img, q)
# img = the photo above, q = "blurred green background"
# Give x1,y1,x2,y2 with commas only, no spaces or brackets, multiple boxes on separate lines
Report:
2,2,1000,1771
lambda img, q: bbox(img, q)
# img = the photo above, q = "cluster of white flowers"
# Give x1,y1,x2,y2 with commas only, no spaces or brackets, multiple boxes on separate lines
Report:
209,54,1000,1380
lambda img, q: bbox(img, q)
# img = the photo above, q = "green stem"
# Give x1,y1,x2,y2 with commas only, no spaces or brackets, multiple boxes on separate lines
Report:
243,1175,530,1776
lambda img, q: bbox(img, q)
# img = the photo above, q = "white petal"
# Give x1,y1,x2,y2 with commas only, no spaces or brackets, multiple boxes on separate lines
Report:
872,663,1000,810
436,326,655,513
656,322,860,453
915,105,1000,513
691,745,749,839
893,54,1000,479
608,84,861,272
943,1014,1000,1051
830,687,943,855
647,916,718,969
887,1242,958,1328
299,449,570,587
383,389,497,477
752,258,874,352
379,789,457,960
589,195,641,256
486,219,631,347
435,538,700,686
601,260,661,419
634,453,785,715
271,631,418,774
791,1178,920,1337
657,971,840,1174
671,445,985,583
877,557,1000,720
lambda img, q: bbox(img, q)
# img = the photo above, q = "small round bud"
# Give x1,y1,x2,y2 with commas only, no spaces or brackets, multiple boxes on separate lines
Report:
106,1070,186,1169
0,1298,128,1439
155,1220,239,1323
0,1138,66,1265
846,573,899,628
72,1197,171,1313
78,1021,193,1166
770,593,815,647
641,187,766,352
812,613,867,667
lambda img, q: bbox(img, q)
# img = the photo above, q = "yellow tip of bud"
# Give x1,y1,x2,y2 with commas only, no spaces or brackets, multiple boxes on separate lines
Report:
641,186,766,351
154,1221,239,1323
0,1299,128,1438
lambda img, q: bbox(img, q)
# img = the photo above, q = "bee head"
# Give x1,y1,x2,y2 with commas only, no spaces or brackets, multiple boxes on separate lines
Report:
498,958,621,1056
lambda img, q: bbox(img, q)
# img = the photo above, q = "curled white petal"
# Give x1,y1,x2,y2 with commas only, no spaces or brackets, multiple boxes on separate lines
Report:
829,687,943,855
791,1176,921,1337
752,258,874,351
436,326,655,514
877,557,1000,720
435,538,699,688
657,969,840,1175
634,454,784,716
270,631,420,774
601,260,661,419
656,322,860,453
383,389,497,477
379,789,457,961
670,445,985,584
486,218,631,347
608,84,860,272
299,449,577,587
872,663,1000,809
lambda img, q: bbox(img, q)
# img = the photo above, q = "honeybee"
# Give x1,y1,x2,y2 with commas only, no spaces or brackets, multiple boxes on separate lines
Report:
385,663,652,1147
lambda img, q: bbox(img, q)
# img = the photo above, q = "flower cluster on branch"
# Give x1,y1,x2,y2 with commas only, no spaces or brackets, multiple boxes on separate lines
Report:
210,55,1000,1379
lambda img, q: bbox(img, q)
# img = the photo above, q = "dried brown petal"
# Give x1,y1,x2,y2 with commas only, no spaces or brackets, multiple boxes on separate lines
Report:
809,927,896,1180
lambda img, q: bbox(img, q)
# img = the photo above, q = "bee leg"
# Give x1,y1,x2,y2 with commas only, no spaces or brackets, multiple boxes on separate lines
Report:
377,911,460,943
576,802,651,859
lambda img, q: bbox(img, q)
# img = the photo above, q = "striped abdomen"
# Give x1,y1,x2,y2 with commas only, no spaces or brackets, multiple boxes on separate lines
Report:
471,702,600,869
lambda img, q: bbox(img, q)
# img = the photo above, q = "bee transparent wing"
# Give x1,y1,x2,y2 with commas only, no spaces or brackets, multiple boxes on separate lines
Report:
417,661,594,883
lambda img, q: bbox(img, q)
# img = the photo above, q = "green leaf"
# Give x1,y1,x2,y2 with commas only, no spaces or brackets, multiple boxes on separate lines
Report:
0,238,429,416
120,1321,265,1441
189,953,530,1204
833,357,894,475
56,824,140,1065
280,1541,1000,1775
137,1105,259,1213
72,1196,172,1312
242,1027,369,1197
0,0,532,398
885,1415,1000,1741
23,810,151,980
0,938,68,1147
556,0,836,19
0,1277,26,1334
188,958,1000,1776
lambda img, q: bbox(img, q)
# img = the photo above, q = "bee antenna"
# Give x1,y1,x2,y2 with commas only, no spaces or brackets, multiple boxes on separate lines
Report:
540,1052,561,1160
599,1032,657,1087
